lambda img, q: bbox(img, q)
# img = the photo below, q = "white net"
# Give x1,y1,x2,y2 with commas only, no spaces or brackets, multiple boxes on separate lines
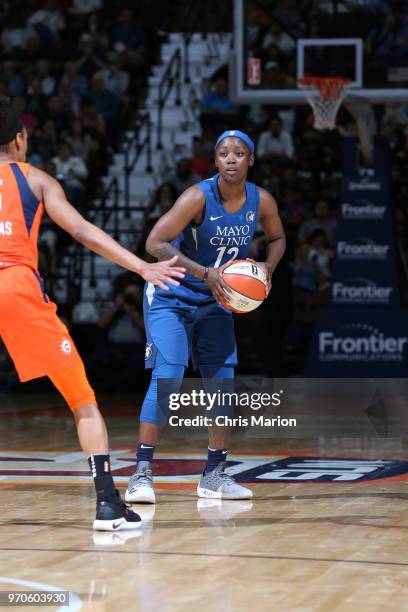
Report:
298,77,351,130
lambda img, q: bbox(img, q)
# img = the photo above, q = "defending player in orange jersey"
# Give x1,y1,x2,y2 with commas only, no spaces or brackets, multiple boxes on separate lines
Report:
0,96,185,531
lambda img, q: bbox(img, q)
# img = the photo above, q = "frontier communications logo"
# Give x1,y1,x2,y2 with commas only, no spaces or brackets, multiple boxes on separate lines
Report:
336,237,390,260
319,323,408,363
332,278,393,305
341,200,386,220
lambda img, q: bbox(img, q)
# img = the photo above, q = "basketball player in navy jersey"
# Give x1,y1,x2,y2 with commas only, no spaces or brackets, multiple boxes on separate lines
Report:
126,130,285,502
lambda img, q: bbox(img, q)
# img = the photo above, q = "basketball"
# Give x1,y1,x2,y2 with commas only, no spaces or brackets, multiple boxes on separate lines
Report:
221,260,268,313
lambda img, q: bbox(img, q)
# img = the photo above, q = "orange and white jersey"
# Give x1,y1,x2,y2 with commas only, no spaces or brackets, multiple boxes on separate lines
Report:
0,161,44,270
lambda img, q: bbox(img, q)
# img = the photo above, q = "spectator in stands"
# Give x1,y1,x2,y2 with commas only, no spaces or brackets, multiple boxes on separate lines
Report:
298,199,337,246
47,96,70,132
87,281,146,391
89,73,119,140
64,119,98,162
29,118,59,162
70,0,103,16
149,182,178,224
12,97,36,133
2,60,25,96
262,22,295,57
166,158,200,196
27,0,66,44
26,77,46,125
257,117,294,160
1,14,34,54
201,77,238,115
34,59,56,97
292,229,332,322
76,33,106,80
52,142,89,207
112,9,145,50
305,229,332,284
81,96,106,138
136,182,179,262
59,61,89,98
59,76,81,116
191,136,212,178
98,52,130,95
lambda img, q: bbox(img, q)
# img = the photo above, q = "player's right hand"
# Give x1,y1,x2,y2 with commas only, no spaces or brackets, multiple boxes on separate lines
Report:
140,256,185,290
205,266,233,305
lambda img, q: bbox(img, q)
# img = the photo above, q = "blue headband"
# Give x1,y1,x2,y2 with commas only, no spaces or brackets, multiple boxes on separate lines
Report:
214,130,255,155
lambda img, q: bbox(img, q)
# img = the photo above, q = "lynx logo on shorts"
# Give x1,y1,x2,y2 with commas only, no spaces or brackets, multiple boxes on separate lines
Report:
60,338,72,356
145,343,153,360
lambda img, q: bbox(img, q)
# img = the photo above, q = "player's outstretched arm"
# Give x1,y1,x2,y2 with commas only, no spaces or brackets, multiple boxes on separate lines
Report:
146,186,232,302
33,169,185,289
145,185,232,302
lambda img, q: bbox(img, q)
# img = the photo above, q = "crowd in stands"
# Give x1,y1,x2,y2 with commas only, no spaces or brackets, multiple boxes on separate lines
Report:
0,0,162,287
1,0,407,390
0,0,163,392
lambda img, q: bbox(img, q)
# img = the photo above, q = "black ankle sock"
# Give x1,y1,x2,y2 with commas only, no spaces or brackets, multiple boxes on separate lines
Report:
136,442,155,463
88,454,117,502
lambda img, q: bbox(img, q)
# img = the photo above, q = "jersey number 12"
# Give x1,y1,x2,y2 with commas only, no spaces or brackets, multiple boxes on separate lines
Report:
214,246,239,268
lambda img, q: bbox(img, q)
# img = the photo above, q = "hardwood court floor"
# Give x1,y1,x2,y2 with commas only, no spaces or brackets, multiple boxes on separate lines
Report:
0,393,408,612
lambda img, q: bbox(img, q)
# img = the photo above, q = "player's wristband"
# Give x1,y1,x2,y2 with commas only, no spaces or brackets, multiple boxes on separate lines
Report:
202,266,209,282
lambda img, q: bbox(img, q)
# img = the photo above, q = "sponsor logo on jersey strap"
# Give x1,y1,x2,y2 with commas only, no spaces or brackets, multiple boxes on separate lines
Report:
210,215,223,221
246,211,255,223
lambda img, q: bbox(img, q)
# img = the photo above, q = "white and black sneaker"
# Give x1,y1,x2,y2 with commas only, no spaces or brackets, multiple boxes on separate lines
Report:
125,461,155,504
93,490,142,531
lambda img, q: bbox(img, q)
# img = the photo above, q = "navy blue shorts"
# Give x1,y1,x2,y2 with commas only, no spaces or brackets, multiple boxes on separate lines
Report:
143,284,237,370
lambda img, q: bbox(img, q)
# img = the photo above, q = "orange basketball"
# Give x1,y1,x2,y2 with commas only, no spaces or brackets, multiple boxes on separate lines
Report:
221,260,268,313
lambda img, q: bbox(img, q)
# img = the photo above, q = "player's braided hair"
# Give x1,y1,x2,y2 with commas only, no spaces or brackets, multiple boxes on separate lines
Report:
0,95,23,152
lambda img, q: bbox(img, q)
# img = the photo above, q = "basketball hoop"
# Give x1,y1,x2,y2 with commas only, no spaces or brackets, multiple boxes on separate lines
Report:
298,76,351,130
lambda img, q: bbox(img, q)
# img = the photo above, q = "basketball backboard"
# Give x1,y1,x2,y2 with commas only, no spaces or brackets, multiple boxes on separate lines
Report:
232,0,408,104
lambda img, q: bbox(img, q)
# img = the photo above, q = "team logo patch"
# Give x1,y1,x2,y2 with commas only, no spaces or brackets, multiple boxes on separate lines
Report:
246,211,255,223
60,338,72,356
145,343,153,360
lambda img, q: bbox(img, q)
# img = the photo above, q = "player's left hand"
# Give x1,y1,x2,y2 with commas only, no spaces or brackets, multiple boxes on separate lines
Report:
140,256,186,290
255,262,273,296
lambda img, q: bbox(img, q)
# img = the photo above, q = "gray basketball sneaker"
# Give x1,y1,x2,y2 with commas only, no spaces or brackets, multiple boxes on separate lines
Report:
197,461,253,499
125,461,155,504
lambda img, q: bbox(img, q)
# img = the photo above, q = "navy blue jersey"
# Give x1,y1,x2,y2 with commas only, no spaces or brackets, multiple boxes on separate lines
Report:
144,173,260,368
150,173,260,305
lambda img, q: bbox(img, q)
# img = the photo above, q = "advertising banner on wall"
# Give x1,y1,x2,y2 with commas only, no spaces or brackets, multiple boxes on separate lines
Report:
304,308,408,376
330,176,400,307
